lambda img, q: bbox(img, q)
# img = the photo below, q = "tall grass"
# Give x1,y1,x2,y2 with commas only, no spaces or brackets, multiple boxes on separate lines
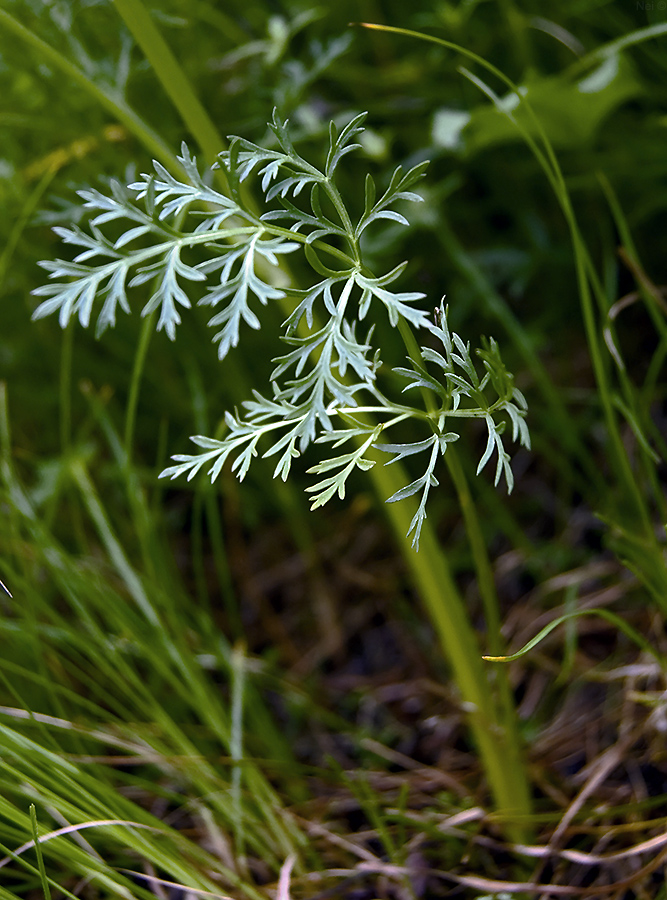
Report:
360,20,667,610
1,1,666,895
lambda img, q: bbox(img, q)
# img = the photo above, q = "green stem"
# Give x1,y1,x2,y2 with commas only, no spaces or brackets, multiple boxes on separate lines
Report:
124,312,155,466
59,323,74,456
70,458,160,627
392,304,531,838
112,0,227,176
206,486,242,638
445,449,502,656
230,641,248,869
323,179,361,264
29,804,52,900
444,447,529,810
367,448,531,839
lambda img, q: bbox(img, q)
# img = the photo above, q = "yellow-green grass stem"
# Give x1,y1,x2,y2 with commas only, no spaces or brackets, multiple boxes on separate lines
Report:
112,0,227,176
367,446,532,839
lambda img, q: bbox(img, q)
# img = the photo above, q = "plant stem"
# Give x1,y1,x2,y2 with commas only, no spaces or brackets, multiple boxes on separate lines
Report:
367,446,531,840
112,0,228,174
393,300,531,838
124,312,155,466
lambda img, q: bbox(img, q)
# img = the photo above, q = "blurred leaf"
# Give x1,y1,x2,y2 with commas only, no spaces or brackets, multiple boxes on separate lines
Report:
433,54,641,154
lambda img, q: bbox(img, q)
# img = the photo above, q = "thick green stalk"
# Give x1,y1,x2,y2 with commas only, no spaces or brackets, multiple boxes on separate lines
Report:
112,0,227,174
366,447,531,838
392,315,531,836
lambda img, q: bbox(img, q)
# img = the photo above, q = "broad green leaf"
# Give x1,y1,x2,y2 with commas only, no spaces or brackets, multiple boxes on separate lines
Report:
433,54,641,155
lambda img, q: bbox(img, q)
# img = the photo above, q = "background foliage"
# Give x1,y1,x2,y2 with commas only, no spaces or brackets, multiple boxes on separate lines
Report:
1,1,667,898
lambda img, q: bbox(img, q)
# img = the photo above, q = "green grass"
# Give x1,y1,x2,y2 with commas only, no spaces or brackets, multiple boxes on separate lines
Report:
1,0,667,896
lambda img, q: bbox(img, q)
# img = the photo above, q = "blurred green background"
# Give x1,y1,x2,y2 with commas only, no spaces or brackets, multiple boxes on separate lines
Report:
1,1,667,897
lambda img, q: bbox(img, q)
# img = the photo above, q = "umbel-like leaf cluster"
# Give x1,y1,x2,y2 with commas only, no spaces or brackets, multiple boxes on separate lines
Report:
33,111,529,548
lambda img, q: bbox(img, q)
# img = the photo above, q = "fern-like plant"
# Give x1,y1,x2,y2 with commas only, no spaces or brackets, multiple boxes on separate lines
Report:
33,111,529,547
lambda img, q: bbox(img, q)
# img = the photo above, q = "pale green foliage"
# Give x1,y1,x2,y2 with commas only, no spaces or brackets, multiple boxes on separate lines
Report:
33,111,530,548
